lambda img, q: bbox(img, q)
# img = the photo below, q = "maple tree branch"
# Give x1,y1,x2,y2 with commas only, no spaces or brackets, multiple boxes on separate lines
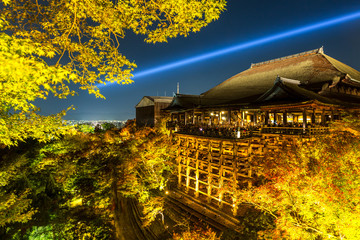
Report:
56,1,77,65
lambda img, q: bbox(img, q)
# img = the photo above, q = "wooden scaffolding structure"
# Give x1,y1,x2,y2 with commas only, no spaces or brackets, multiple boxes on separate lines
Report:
175,133,298,216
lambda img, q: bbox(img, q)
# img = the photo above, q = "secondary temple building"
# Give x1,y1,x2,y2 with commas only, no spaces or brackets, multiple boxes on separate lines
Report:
163,48,360,218
135,96,173,127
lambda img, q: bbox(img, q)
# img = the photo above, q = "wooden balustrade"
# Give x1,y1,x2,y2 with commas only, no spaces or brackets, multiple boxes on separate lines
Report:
261,126,330,135
169,121,330,139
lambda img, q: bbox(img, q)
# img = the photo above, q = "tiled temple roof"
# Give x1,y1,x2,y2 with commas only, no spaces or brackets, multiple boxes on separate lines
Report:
201,47,360,105
166,48,360,110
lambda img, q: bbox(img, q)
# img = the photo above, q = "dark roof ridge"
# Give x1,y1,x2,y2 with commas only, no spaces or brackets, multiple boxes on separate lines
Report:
250,47,324,68
142,96,173,102
147,96,173,99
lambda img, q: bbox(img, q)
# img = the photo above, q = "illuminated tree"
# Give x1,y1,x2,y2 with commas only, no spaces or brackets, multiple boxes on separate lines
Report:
172,225,220,240
234,115,360,239
0,0,226,145
0,140,79,238
0,152,36,228
331,111,360,136
89,123,175,239
0,121,175,239
46,121,173,239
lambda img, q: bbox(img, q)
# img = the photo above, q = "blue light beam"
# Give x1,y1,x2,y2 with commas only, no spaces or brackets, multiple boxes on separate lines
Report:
100,10,360,87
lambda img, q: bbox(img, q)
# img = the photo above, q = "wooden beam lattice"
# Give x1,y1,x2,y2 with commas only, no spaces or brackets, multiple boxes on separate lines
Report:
176,133,301,216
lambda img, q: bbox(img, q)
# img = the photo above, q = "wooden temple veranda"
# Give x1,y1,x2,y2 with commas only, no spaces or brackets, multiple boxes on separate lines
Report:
161,48,360,218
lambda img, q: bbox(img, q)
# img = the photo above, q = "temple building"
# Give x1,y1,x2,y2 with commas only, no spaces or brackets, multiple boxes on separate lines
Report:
162,48,360,219
166,47,360,134
135,96,173,127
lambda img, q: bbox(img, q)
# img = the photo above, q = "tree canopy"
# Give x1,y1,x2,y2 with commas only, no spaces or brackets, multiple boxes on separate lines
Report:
0,0,226,145
0,121,176,239
234,114,360,239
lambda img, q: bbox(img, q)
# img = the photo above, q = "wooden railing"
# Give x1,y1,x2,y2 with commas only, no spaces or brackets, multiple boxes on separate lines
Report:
167,121,330,138
261,126,330,135
306,127,330,135
174,126,257,139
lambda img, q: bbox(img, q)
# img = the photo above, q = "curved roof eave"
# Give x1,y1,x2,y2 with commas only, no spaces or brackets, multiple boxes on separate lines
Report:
322,54,360,83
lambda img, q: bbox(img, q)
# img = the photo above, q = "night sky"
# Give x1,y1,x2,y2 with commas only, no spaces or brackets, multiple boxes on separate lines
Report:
37,0,360,121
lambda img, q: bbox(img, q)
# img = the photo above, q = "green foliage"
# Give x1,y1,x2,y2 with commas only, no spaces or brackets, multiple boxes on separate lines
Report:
50,209,113,240
0,19,75,146
0,0,226,146
76,124,95,133
47,123,176,236
0,143,39,228
27,225,54,240
221,207,275,240
11,211,114,240
220,207,275,240
0,121,175,238
0,188,35,227
101,122,117,131
0,137,112,239
172,225,220,240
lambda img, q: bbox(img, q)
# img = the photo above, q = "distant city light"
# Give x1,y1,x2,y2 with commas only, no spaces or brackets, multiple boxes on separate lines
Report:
98,9,360,88
66,120,126,128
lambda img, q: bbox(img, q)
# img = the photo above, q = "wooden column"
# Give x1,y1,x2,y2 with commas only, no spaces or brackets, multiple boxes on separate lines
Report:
232,143,238,216
241,110,245,127
178,163,182,187
283,111,287,125
235,111,239,126
207,153,212,204
228,109,231,125
185,166,190,193
177,139,182,188
302,109,307,133
219,142,224,209
311,109,316,124
248,166,252,188
321,109,326,126
201,110,205,125
195,159,199,198
265,111,269,125
273,111,277,125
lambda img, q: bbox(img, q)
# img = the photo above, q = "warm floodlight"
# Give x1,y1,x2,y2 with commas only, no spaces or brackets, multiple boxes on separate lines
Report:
99,10,360,87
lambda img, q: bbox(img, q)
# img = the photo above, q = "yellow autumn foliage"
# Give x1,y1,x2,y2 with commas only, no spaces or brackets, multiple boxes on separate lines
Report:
0,0,226,145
